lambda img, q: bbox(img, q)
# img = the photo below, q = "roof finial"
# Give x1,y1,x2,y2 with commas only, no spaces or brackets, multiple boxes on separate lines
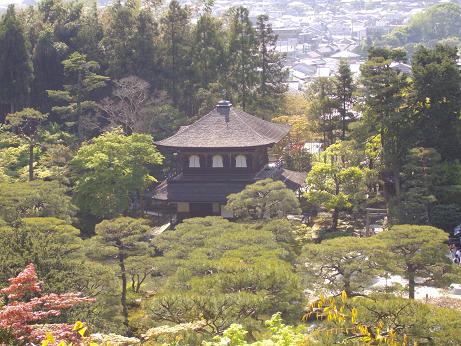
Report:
216,99,232,123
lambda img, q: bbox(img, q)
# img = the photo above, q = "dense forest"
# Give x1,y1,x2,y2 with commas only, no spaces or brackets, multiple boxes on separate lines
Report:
1,0,461,345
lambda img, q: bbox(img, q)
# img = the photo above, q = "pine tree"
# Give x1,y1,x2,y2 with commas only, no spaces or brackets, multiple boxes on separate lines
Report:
6,108,48,181
254,14,287,118
47,52,108,140
226,6,258,111
0,5,33,113
334,59,355,140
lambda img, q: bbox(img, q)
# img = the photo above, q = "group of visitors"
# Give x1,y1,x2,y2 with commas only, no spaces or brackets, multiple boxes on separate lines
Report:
450,244,461,265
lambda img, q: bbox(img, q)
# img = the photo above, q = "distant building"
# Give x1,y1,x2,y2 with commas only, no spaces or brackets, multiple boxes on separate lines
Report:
152,101,306,221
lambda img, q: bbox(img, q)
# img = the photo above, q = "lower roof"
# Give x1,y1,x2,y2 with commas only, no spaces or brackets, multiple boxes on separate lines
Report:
151,168,307,203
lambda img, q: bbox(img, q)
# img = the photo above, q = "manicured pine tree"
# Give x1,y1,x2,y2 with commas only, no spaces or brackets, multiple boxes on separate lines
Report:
0,5,33,113
91,217,152,332
6,108,48,181
254,14,287,118
226,6,258,111
47,51,108,140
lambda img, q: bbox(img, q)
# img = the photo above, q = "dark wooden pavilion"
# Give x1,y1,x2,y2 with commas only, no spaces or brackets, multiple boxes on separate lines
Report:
152,100,306,220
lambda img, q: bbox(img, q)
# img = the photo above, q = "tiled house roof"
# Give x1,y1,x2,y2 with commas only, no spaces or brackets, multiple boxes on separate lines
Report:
155,104,290,148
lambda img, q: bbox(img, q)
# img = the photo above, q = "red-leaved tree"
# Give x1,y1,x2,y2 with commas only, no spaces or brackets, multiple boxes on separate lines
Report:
0,263,93,345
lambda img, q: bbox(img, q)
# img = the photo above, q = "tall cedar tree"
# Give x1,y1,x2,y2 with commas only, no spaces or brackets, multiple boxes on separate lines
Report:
0,5,33,114
100,0,137,78
226,7,258,111
191,13,224,89
334,59,355,139
254,14,287,118
160,0,192,109
30,26,64,112
305,77,338,146
131,9,158,86
412,45,461,161
359,48,412,197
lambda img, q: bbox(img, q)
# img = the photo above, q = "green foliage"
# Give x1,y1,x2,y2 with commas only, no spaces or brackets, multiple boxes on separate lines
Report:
412,45,461,161
203,313,308,346
359,47,413,196
227,179,301,220
390,147,440,225
0,217,82,290
304,142,368,230
147,217,302,335
351,294,461,345
160,0,192,107
0,180,76,224
300,237,381,296
70,128,163,218
375,224,451,299
334,59,356,140
6,108,48,181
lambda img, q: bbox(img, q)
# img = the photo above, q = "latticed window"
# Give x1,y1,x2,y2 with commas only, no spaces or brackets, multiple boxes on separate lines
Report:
189,155,200,168
235,155,247,168
212,155,224,168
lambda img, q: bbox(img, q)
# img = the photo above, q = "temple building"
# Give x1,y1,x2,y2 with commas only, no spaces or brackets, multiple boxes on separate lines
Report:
152,101,307,221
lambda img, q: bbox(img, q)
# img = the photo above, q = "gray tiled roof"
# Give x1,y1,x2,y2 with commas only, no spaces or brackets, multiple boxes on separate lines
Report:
155,106,290,148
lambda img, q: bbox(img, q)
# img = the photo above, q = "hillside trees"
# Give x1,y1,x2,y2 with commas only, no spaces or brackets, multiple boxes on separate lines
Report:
305,77,338,146
0,5,33,113
160,0,192,109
